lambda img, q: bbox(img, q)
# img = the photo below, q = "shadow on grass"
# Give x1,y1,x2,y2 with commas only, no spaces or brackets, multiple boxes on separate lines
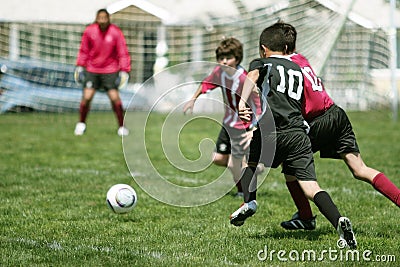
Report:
249,227,332,242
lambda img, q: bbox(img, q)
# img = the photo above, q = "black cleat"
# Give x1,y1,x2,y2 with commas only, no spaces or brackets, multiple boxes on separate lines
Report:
280,211,316,230
337,217,357,249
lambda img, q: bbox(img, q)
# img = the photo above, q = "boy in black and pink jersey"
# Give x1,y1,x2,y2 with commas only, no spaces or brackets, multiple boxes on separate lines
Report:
278,22,400,231
231,23,357,249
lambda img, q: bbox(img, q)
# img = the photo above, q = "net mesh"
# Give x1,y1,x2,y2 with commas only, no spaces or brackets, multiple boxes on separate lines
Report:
0,0,393,113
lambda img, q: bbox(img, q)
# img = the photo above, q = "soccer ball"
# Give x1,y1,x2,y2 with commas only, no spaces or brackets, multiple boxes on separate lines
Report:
106,184,137,214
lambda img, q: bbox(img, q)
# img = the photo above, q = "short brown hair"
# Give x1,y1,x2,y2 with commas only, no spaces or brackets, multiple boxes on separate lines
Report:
259,23,286,53
215,37,243,64
275,20,297,54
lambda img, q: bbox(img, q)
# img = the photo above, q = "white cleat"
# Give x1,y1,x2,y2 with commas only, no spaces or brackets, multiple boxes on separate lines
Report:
230,200,257,226
74,122,86,136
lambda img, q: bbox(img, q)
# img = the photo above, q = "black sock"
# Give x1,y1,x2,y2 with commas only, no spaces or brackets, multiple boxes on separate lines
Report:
240,166,257,203
313,191,341,229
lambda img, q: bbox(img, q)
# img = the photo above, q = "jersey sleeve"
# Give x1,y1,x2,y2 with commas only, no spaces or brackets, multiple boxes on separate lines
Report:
76,28,90,67
115,26,131,72
249,58,267,72
200,67,220,94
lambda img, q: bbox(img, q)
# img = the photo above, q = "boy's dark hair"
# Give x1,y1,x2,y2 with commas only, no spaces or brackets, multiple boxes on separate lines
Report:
283,23,296,54
259,23,287,53
215,37,243,64
275,20,297,54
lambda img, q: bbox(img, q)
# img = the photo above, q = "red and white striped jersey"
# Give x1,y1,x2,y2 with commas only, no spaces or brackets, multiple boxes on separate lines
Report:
201,65,261,129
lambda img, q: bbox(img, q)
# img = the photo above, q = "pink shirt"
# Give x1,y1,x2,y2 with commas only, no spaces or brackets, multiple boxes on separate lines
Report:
76,23,131,73
201,65,262,129
289,53,334,121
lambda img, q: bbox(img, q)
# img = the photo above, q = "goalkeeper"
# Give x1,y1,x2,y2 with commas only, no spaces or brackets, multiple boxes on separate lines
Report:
74,8,131,136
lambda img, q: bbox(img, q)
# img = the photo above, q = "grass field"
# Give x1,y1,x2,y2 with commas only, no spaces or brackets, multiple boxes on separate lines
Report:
0,110,399,266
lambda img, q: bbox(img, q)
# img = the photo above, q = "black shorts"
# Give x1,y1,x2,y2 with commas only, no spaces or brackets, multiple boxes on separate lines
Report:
83,71,119,91
248,128,317,181
215,126,249,158
215,127,231,155
309,104,359,159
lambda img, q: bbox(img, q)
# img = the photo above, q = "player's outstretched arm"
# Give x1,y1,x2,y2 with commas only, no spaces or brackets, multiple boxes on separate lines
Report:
183,85,203,115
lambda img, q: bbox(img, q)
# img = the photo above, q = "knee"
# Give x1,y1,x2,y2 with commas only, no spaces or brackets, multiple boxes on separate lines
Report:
212,155,228,166
351,167,376,183
81,98,91,105
302,190,317,201
298,181,322,200
349,163,368,180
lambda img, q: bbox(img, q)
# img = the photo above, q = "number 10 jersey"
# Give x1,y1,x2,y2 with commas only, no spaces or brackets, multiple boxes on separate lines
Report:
249,55,307,132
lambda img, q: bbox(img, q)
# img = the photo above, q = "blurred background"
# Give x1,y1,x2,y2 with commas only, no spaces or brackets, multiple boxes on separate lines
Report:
0,0,399,117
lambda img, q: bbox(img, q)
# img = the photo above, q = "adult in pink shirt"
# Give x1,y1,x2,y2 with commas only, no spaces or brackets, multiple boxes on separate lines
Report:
74,9,131,136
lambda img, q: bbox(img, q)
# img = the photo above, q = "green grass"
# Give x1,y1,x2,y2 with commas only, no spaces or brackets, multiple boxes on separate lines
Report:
0,110,399,266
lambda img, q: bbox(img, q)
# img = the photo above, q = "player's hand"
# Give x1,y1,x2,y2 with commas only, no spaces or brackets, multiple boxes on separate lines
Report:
238,99,247,112
239,106,252,122
74,66,85,85
116,71,129,89
183,99,195,115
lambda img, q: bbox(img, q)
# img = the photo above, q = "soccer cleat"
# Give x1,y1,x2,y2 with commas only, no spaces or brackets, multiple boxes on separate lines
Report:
337,217,357,249
74,122,86,136
280,211,316,230
230,200,257,226
118,126,129,136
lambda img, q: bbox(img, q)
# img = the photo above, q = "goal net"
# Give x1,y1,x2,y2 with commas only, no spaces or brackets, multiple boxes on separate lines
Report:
0,0,393,113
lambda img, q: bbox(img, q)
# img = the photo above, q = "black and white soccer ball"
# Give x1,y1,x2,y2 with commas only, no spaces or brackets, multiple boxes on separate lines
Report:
106,184,137,214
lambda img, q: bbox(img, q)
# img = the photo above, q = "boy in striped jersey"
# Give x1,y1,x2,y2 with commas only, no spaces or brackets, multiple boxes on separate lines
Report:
183,37,262,197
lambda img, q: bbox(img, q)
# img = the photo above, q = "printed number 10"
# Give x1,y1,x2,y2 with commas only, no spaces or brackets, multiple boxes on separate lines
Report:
276,65,303,100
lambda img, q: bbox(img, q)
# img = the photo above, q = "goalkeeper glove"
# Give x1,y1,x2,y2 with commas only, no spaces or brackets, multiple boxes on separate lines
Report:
74,66,85,85
115,71,129,89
